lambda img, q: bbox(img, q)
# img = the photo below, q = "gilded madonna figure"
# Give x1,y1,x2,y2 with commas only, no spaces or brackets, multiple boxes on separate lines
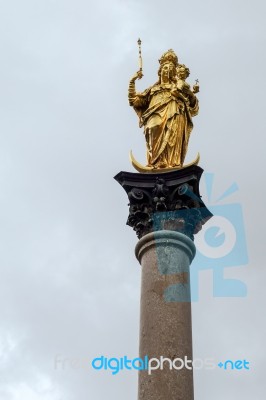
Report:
128,49,199,170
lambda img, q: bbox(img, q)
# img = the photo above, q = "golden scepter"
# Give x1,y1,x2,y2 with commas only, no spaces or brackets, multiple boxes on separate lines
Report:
137,38,143,78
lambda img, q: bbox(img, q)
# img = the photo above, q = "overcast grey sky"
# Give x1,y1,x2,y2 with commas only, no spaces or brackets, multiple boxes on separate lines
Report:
0,0,265,399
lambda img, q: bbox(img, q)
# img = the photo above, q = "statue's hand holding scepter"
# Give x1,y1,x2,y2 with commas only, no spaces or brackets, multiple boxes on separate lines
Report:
130,70,143,82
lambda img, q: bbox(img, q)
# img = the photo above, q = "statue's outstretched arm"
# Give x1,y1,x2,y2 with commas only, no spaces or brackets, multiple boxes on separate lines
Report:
188,92,199,116
128,70,144,107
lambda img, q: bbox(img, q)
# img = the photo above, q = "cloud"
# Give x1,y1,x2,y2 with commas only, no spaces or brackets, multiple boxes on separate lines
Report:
0,0,265,399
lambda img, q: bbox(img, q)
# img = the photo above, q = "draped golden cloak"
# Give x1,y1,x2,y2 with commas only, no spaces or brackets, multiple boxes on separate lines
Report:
132,82,199,168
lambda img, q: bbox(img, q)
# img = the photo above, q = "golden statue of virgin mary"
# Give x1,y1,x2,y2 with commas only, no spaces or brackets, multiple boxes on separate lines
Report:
128,49,200,172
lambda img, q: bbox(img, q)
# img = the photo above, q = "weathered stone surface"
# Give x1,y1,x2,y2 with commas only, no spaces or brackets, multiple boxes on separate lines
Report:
135,231,195,400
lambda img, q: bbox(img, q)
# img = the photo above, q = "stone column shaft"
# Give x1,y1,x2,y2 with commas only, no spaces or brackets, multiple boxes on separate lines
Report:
135,231,196,400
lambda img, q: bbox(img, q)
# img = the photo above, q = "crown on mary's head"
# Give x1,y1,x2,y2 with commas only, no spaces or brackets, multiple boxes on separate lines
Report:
159,49,178,67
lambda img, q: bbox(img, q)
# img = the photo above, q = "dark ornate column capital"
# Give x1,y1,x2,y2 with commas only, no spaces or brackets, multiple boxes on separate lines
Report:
114,165,212,240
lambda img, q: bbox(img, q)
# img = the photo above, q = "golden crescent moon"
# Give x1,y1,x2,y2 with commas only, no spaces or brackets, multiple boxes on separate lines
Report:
129,150,200,173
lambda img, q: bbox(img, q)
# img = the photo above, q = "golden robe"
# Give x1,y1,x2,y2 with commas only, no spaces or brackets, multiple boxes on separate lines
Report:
132,82,199,168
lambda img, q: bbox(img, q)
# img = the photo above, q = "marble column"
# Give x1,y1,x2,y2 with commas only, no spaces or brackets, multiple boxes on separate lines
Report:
136,230,196,400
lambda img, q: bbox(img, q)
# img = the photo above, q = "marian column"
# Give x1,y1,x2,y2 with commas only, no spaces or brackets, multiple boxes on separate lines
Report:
115,47,211,400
